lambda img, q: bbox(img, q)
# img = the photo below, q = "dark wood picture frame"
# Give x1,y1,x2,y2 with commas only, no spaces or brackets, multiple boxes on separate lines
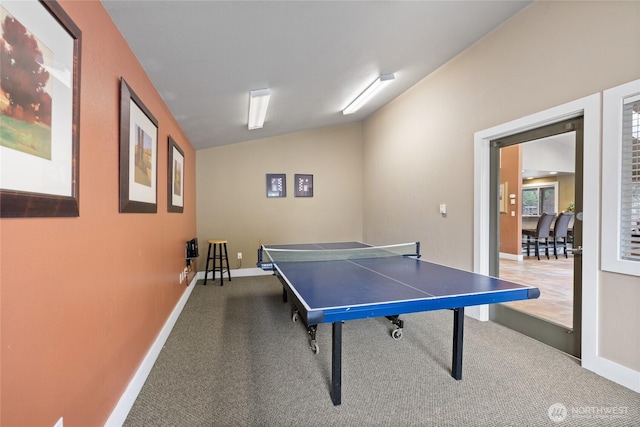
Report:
0,0,81,217
266,173,286,198
294,174,313,197
167,135,184,213
119,78,158,213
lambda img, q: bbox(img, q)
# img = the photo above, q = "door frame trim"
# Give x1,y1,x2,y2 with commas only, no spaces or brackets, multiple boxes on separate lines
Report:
472,94,600,364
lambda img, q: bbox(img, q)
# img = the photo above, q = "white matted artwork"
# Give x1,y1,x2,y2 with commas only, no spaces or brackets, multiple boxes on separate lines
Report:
119,78,158,213
168,136,184,212
0,0,81,217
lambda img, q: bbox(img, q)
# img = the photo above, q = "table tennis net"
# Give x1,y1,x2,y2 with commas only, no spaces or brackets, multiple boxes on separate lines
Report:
262,242,420,263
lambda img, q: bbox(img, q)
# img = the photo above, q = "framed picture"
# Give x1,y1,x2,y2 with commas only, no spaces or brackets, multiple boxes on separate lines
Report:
167,136,184,213
266,173,286,198
0,0,81,217
119,78,158,213
295,174,313,197
499,182,508,213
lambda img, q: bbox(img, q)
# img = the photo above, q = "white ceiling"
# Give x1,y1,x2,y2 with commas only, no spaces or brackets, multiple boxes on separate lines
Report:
102,0,531,150
522,132,576,179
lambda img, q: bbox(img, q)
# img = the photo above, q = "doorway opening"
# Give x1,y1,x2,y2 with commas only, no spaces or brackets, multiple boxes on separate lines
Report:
489,117,583,358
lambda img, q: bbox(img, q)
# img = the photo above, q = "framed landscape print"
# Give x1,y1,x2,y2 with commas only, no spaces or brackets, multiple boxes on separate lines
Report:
119,78,158,213
0,0,81,217
168,136,184,213
266,173,286,198
294,174,313,197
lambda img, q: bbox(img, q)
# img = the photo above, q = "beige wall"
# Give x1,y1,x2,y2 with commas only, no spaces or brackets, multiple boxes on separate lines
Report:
363,0,639,372
0,1,197,425
196,123,364,269
599,273,640,370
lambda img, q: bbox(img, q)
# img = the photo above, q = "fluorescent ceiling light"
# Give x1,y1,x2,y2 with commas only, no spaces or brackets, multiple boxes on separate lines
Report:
343,73,395,115
248,88,271,130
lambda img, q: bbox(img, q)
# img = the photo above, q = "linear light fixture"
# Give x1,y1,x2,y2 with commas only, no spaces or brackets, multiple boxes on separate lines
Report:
248,88,271,130
343,73,395,115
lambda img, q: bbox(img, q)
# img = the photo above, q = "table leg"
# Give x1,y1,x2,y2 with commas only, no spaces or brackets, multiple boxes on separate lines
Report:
204,243,212,286
331,322,342,406
213,243,218,283
452,307,464,380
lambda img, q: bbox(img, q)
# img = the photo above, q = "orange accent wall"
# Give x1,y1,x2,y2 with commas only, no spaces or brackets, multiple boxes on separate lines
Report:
0,1,196,425
499,145,522,255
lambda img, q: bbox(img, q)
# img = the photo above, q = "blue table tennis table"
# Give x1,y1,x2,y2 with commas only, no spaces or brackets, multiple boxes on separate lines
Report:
258,241,540,406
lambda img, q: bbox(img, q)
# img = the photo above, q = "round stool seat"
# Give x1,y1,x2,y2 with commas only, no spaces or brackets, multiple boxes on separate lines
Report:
208,239,227,244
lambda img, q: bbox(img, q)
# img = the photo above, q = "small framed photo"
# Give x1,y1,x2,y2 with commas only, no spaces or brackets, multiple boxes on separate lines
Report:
0,0,81,217
119,78,158,213
295,174,313,197
266,174,286,198
499,182,508,213
168,136,184,213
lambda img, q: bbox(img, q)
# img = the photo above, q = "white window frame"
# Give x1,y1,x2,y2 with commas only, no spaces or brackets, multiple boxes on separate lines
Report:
602,79,640,277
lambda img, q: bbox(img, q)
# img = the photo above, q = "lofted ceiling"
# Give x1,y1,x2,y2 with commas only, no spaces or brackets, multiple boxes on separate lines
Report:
102,0,531,150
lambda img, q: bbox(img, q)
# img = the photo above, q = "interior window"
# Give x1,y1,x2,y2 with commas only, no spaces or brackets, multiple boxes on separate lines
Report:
620,100,640,261
602,79,640,276
522,185,556,216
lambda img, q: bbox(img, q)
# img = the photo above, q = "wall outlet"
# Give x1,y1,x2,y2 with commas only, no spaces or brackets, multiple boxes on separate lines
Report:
237,252,242,260
179,272,183,283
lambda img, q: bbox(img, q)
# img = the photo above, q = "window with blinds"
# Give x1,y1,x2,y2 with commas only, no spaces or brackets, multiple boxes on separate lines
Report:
602,79,640,277
620,96,640,261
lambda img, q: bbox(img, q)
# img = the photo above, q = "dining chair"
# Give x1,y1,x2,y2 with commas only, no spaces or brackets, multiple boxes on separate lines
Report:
522,212,556,260
552,212,574,258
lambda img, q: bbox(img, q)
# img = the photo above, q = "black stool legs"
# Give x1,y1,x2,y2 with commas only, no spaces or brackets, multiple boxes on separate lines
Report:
204,240,231,286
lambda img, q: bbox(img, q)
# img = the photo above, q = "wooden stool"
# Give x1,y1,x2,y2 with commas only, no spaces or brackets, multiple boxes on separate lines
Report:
204,239,231,286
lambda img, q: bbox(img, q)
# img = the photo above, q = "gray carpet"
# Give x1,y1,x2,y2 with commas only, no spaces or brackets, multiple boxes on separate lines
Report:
124,276,639,426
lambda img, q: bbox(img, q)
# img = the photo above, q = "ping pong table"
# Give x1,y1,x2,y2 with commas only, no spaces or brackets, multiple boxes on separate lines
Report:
258,241,540,406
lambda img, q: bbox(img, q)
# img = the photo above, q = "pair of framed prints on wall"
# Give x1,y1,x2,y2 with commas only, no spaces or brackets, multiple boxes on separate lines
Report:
266,174,313,198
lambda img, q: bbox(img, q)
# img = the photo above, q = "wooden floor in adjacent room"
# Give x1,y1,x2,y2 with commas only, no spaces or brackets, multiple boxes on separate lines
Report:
499,253,574,329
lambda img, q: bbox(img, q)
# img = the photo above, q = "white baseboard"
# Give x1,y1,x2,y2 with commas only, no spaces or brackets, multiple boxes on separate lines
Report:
583,354,640,393
199,267,272,280
466,304,489,321
499,252,523,261
104,274,198,427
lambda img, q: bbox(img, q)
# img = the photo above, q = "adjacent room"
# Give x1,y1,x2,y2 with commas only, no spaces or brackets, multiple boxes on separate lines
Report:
1,1,638,426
